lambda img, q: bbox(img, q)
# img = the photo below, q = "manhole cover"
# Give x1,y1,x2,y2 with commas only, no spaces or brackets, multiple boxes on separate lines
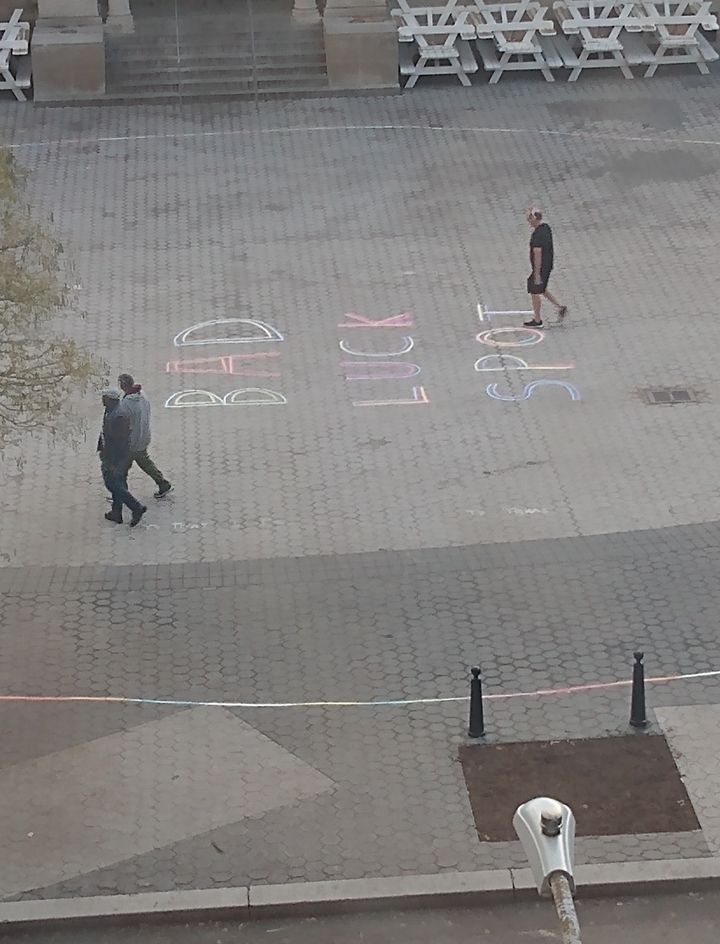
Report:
642,388,699,405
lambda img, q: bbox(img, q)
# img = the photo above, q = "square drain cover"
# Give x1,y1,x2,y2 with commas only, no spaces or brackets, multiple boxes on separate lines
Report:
643,388,698,404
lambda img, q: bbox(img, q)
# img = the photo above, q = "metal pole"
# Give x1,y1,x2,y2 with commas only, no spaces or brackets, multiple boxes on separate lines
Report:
548,873,582,944
467,665,485,738
629,650,649,728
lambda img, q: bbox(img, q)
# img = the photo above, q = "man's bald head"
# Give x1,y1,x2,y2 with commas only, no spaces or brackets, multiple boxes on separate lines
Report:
526,206,543,228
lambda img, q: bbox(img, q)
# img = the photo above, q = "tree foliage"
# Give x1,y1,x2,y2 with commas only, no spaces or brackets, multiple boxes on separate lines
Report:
0,148,104,450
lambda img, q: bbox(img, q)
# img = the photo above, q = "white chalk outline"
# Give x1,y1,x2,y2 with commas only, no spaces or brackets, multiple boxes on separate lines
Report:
477,327,544,348
474,355,574,372
173,319,284,347
485,380,582,402
224,388,287,406
164,390,224,409
339,337,414,358
10,123,720,152
164,388,287,407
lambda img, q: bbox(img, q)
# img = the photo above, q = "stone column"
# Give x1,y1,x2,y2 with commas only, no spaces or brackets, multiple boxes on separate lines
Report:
293,0,320,23
323,0,399,91
106,0,134,34
32,0,106,101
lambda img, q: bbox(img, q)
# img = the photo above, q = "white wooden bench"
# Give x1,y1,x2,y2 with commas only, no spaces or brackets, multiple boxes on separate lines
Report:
637,0,718,74
0,8,31,101
553,0,651,79
469,0,558,81
391,0,478,87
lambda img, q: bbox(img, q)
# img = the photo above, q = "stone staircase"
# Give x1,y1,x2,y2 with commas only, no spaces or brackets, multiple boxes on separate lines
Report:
105,11,329,102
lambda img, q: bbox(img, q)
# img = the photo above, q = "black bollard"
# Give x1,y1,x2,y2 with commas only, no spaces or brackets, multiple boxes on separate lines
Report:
629,651,649,728
468,666,486,738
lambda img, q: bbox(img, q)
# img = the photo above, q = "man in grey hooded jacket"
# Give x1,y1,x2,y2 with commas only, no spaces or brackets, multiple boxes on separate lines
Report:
117,373,173,499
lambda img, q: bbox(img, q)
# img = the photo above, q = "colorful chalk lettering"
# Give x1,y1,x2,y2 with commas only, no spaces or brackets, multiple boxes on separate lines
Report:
475,300,581,403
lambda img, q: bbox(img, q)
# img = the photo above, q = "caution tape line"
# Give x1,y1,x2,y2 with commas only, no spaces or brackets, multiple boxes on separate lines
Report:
0,668,718,709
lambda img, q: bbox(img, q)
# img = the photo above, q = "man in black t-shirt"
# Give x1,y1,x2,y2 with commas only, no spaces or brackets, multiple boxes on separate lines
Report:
524,207,568,328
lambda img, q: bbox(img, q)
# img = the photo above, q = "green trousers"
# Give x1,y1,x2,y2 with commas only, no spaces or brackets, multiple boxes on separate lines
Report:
129,450,170,490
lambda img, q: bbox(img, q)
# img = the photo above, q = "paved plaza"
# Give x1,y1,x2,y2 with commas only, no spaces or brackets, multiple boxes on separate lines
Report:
3,73,720,900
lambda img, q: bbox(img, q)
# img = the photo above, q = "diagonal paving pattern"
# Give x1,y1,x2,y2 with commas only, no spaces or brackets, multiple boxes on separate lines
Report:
0,709,332,898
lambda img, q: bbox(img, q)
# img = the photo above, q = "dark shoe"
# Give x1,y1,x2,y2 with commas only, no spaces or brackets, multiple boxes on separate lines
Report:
557,306,568,322
105,510,123,524
154,483,173,499
130,505,147,528
524,319,543,327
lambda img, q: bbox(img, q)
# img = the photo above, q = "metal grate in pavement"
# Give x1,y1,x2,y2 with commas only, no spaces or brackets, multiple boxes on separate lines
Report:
642,388,700,405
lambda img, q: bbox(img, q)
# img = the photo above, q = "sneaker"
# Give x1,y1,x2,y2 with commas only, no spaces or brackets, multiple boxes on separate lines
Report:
154,483,173,499
105,510,123,524
130,505,147,528
557,306,568,323
523,319,543,327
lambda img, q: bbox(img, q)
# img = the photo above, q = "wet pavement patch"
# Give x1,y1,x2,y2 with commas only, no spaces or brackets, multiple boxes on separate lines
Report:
459,735,700,842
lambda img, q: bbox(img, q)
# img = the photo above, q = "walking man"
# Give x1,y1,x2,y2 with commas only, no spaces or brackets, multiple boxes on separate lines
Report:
98,387,147,527
523,207,568,328
117,373,173,499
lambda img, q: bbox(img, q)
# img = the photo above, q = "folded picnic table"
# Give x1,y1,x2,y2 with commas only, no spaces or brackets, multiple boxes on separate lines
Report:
0,8,31,102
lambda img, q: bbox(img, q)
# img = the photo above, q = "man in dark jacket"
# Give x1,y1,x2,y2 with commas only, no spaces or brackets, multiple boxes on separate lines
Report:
98,387,147,527
117,372,173,498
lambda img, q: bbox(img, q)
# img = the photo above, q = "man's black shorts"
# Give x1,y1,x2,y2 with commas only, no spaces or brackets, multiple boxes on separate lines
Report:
527,273,551,295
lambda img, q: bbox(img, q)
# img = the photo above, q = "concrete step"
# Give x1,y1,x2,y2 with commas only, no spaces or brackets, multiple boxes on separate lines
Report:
107,64,327,87
107,72,329,92
99,86,335,105
109,30,324,46
107,47,325,60
104,81,331,101
106,43,326,59
107,52,326,67
108,35,325,46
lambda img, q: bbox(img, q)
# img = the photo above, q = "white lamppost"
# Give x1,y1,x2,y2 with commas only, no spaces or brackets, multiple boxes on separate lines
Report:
513,797,582,944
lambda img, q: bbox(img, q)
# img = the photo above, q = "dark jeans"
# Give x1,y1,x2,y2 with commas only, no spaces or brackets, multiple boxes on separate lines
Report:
102,465,143,516
130,449,170,489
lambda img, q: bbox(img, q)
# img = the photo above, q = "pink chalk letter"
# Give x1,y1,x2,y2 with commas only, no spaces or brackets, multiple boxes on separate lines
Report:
166,353,281,377
342,361,421,381
338,312,414,329
353,386,430,407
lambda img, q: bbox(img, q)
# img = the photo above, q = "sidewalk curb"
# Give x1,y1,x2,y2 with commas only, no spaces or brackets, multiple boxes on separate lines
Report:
2,857,720,926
